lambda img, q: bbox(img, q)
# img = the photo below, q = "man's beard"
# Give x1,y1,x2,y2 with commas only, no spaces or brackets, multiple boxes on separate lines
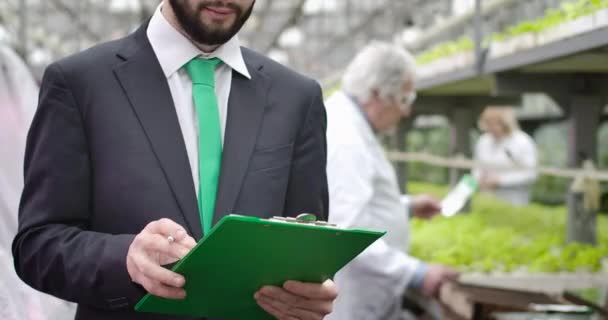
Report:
169,0,254,45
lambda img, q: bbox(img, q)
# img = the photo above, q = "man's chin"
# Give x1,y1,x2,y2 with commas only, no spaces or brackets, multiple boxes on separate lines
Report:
197,20,236,36
199,13,236,29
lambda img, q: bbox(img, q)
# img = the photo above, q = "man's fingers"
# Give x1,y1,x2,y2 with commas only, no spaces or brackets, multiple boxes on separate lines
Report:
255,294,293,320
429,202,442,211
444,269,460,280
181,235,197,250
133,253,185,288
259,286,333,316
286,306,324,320
259,286,300,305
283,279,338,300
146,218,187,239
257,293,325,320
139,276,186,300
146,219,197,249
139,233,191,259
257,300,283,319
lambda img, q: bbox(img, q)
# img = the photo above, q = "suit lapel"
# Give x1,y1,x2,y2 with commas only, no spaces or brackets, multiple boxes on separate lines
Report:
213,62,270,226
113,26,203,239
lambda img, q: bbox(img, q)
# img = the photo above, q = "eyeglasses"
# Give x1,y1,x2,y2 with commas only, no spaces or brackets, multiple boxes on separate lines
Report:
398,91,417,112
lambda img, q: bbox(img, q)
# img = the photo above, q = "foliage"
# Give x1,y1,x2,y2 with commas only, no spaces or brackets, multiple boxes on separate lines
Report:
491,0,607,41
415,37,474,65
323,84,342,99
416,0,608,65
408,182,608,273
406,126,452,184
570,288,604,303
531,175,571,205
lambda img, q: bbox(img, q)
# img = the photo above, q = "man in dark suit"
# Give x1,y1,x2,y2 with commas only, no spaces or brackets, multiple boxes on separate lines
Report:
12,1,335,319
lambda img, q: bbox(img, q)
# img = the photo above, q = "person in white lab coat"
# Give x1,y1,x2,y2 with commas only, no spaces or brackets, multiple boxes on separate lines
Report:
473,107,538,206
0,41,76,320
325,42,458,320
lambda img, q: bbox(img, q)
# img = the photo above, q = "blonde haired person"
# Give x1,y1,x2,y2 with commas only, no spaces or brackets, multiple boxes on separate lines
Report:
473,107,538,205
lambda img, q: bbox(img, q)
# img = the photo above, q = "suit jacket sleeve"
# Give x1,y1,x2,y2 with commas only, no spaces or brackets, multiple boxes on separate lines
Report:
12,63,145,310
282,81,329,221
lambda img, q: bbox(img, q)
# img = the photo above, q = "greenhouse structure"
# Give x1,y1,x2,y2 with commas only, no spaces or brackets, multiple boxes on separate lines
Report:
1,0,607,319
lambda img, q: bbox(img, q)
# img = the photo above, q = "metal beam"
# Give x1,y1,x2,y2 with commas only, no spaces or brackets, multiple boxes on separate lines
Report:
309,3,395,64
495,73,572,96
415,95,520,115
473,0,484,73
18,0,27,61
407,0,520,51
495,73,608,97
50,0,103,42
487,28,608,74
254,0,274,33
262,0,306,54
416,27,608,96
521,52,608,73
417,67,479,92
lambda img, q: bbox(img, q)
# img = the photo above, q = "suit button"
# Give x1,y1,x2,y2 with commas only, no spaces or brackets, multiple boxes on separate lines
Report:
106,297,130,309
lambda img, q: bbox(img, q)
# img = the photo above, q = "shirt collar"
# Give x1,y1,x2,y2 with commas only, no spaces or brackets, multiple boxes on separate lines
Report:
343,91,377,133
147,4,251,80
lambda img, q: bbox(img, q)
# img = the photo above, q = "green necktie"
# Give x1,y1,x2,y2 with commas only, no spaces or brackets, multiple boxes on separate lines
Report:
185,57,222,235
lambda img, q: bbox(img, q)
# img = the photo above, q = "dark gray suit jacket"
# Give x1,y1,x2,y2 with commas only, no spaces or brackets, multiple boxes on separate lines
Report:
12,22,328,320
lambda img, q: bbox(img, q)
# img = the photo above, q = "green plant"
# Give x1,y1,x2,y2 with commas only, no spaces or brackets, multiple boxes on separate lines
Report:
531,175,570,205
406,127,451,184
420,0,608,65
323,84,341,99
415,37,474,65
408,182,608,273
491,0,608,42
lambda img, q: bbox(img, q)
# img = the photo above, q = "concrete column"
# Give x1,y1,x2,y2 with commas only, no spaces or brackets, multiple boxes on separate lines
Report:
566,96,603,167
395,119,413,194
448,107,477,186
564,96,604,245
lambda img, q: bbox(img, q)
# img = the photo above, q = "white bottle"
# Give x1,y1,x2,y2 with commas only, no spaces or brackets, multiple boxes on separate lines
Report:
440,174,478,217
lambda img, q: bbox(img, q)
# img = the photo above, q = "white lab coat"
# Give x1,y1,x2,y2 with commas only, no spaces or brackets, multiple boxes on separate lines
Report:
0,44,76,320
473,131,538,205
325,92,422,320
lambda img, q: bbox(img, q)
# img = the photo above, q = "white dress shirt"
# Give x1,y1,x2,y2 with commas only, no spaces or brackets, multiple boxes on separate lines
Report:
325,91,422,320
473,131,538,205
147,6,251,197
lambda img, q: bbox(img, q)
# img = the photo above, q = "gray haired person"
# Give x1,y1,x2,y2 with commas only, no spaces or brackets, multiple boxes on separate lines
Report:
325,42,459,320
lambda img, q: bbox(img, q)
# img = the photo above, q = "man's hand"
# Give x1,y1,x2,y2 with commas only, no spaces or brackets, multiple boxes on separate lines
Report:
255,279,338,320
420,264,459,297
126,218,197,299
410,195,441,219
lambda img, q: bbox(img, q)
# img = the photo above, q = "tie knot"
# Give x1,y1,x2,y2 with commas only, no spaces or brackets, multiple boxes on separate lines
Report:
185,57,222,86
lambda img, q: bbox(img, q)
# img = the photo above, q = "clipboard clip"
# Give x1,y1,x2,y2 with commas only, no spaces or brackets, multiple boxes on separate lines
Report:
269,213,338,227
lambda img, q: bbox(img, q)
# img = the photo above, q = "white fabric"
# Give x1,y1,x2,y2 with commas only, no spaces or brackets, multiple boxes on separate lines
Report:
0,45,76,320
325,91,421,320
147,5,251,197
473,131,538,205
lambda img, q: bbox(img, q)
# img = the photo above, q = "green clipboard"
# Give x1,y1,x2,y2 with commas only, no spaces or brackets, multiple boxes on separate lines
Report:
135,214,384,319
